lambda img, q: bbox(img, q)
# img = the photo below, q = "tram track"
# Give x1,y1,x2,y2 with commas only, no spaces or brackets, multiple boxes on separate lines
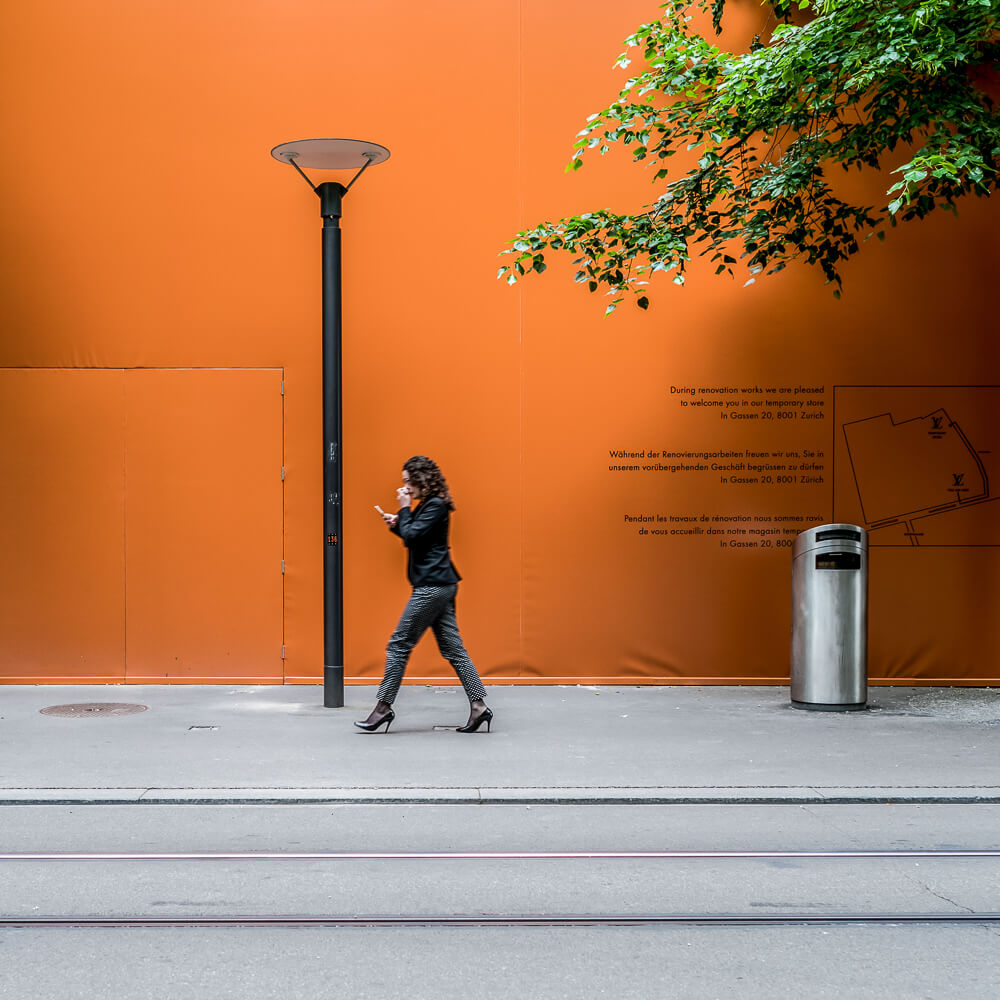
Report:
5,913,1000,927
3,848,997,928
2,849,999,861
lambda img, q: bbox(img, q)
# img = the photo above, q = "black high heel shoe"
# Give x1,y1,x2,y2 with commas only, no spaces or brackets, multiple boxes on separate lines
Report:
354,709,394,733
456,706,493,733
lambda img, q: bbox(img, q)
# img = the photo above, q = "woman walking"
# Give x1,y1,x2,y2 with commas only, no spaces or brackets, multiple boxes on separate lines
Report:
355,456,493,734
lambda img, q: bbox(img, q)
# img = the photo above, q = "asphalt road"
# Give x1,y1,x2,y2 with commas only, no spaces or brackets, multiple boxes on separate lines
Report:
2,803,999,999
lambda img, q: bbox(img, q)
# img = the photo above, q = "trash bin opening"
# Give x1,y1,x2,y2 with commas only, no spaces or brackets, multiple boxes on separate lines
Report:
816,528,862,542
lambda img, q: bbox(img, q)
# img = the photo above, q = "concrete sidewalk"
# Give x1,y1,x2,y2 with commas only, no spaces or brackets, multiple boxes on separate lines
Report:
1,684,998,804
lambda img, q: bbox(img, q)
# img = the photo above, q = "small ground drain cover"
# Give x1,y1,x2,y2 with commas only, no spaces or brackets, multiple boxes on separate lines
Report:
40,703,148,718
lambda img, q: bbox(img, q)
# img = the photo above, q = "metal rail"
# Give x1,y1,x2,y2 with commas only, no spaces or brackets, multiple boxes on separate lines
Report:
2,849,999,861
5,850,996,927
3,913,1000,927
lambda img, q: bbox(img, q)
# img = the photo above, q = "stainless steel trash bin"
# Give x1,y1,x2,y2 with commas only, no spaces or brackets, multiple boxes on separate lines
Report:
790,523,868,711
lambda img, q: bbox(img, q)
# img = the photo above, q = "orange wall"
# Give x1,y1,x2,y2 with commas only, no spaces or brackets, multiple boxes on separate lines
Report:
2,1,998,685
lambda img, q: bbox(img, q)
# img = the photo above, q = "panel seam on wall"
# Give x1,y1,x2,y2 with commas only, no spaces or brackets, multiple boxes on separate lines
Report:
281,367,287,679
121,369,128,682
517,0,525,679
0,366,284,371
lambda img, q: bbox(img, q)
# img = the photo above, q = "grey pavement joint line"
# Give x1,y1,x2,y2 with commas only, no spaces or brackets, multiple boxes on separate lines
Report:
3,786,1000,805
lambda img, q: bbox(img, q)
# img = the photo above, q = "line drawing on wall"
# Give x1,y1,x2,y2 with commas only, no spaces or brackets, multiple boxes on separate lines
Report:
833,387,1000,547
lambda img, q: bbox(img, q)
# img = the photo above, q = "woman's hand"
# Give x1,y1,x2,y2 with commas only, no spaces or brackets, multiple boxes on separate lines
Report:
396,486,411,508
374,505,398,527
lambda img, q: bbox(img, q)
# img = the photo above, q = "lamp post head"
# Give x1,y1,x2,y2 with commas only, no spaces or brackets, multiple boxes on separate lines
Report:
271,139,390,216
271,138,390,170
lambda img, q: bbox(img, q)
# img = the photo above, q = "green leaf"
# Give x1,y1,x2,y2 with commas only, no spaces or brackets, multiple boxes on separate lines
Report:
498,0,1000,307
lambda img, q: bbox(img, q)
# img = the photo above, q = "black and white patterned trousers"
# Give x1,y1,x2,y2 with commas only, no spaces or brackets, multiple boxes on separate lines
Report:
377,584,487,705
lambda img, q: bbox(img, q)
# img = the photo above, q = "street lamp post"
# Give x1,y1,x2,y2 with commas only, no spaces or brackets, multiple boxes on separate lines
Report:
271,138,391,708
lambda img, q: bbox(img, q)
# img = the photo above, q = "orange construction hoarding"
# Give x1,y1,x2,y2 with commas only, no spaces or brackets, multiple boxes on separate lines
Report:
1,2,997,685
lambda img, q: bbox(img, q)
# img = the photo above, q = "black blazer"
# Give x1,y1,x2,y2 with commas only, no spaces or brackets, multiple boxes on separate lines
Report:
390,496,461,587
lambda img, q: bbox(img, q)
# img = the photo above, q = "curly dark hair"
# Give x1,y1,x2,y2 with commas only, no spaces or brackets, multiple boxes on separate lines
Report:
403,456,455,511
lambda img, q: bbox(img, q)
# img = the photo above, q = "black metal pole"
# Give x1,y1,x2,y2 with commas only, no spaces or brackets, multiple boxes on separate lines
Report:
319,181,346,708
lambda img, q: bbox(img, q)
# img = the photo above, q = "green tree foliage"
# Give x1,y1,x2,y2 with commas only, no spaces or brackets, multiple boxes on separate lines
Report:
499,0,1000,312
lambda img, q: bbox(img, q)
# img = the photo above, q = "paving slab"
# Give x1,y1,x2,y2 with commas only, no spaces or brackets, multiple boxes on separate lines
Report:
1,683,998,802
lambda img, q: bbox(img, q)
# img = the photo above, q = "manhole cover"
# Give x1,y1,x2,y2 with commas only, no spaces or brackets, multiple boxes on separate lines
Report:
39,703,148,718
